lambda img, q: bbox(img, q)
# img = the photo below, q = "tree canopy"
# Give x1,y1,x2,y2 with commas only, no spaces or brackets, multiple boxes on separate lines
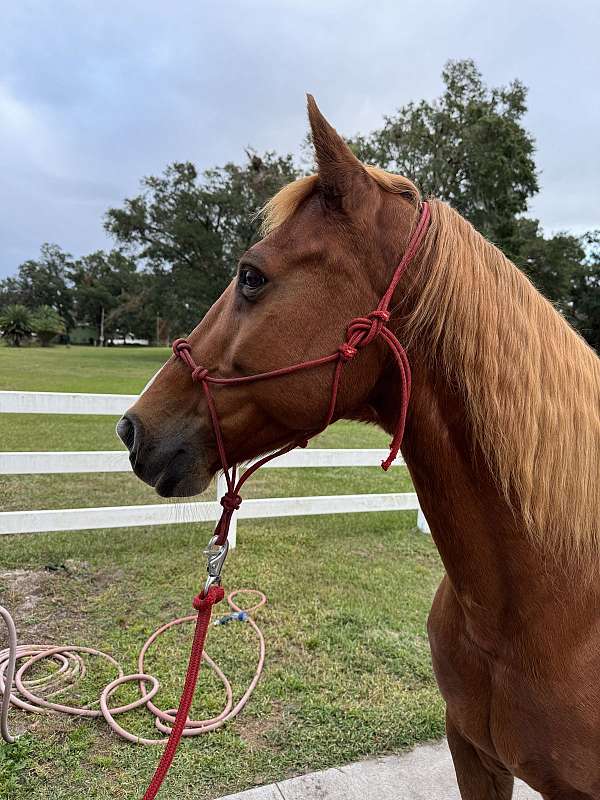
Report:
0,244,75,331
353,59,538,255
0,60,597,350
569,232,600,351
0,304,34,347
31,305,66,346
69,250,141,342
104,152,298,333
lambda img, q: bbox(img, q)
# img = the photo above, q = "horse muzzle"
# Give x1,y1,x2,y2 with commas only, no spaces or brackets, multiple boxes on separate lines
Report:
116,411,213,497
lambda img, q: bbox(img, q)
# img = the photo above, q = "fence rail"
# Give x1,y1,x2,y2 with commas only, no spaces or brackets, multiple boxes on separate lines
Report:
0,390,137,415
0,448,401,475
0,493,420,536
0,390,430,543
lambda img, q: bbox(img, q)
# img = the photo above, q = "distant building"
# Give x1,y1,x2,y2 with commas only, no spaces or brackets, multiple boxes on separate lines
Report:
68,326,149,346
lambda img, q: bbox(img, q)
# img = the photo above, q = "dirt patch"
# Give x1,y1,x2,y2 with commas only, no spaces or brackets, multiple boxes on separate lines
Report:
238,700,287,752
0,563,123,645
0,567,53,623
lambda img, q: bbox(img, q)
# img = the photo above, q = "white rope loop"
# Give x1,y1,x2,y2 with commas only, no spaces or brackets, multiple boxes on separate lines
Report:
0,590,266,745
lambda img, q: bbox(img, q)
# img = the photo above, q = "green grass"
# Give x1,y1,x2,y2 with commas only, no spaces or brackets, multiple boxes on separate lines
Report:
0,346,444,799
0,414,386,454
0,345,171,394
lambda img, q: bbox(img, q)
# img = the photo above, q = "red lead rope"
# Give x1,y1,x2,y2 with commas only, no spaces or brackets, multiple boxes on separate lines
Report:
142,586,224,800
141,200,431,799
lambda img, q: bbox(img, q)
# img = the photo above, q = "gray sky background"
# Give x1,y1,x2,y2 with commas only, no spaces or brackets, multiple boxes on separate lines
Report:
2,0,599,278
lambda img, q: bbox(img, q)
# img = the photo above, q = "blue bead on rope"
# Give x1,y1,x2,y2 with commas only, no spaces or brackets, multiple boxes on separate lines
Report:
213,611,249,626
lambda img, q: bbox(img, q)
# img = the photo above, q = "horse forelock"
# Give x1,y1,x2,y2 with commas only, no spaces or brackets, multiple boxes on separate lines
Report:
260,166,420,236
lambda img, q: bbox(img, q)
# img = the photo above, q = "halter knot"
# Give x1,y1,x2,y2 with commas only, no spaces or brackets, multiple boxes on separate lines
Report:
191,366,209,383
220,493,242,513
338,343,358,362
368,309,390,322
345,309,389,351
172,338,191,356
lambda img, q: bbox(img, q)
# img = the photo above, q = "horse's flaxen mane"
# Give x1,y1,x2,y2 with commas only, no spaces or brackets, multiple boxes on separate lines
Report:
262,167,600,560
414,199,600,560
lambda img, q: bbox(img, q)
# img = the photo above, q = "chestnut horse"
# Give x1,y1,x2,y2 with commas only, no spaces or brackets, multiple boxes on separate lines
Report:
119,97,600,799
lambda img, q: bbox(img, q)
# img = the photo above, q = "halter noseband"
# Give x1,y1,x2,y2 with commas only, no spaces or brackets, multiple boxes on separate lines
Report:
172,200,431,554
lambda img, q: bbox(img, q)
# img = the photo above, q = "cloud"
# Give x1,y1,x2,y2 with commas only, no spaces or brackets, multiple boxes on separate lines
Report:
0,84,59,170
1,0,598,277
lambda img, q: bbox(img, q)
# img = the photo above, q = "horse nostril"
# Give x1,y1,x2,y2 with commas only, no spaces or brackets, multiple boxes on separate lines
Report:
116,414,137,452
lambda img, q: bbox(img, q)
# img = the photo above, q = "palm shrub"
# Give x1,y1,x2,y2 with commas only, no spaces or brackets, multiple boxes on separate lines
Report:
0,304,33,347
31,305,66,346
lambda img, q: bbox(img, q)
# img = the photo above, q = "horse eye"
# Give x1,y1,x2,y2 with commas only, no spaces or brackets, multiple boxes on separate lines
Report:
239,267,267,294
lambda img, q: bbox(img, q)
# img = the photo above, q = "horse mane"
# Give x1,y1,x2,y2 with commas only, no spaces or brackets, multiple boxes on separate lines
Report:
262,168,600,562
413,200,600,561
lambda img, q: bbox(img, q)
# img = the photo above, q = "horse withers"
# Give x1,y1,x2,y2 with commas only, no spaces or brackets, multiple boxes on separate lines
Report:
119,97,600,800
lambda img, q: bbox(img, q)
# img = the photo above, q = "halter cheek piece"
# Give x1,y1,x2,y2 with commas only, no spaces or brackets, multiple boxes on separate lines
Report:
172,201,431,557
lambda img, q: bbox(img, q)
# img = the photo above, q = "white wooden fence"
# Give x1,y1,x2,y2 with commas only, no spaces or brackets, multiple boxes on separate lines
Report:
0,391,429,546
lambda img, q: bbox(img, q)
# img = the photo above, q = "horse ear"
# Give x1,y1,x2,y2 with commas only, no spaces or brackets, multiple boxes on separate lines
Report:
306,94,367,204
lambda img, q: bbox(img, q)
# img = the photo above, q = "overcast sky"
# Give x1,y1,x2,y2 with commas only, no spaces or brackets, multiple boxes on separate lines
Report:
2,0,599,278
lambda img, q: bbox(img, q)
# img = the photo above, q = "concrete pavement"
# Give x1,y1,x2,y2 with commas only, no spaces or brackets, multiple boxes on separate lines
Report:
217,739,541,800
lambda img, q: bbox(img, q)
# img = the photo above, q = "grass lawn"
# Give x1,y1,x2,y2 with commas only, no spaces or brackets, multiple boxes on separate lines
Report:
0,346,445,799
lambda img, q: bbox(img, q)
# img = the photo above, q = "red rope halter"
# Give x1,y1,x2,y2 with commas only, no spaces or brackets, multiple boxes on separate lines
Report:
141,201,430,799
172,200,431,548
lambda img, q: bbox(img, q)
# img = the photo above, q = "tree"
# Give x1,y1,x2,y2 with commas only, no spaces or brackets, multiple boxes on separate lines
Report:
0,245,75,330
353,60,538,253
30,305,66,346
508,218,586,308
104,151,298,336
105,294,150,342
350,59,600,323
569,231,600,351
0,276,24,308
0,304,33,347
68,250,139,344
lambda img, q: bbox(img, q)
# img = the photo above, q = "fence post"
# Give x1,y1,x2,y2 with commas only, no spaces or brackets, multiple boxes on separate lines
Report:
216,473,237,549
416,505,430,534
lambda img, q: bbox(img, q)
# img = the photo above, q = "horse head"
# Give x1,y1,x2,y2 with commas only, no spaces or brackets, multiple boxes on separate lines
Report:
118,96,421,496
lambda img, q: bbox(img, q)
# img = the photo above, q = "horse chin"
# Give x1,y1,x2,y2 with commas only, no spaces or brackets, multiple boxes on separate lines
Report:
153,463,213,498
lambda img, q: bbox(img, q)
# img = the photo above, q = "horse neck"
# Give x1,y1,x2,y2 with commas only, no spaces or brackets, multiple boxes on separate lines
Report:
364,199,600,646
372,324,586,650
376,349,575,650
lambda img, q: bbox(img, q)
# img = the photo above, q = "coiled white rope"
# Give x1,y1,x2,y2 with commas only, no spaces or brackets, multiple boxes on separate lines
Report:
0,589,266,745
